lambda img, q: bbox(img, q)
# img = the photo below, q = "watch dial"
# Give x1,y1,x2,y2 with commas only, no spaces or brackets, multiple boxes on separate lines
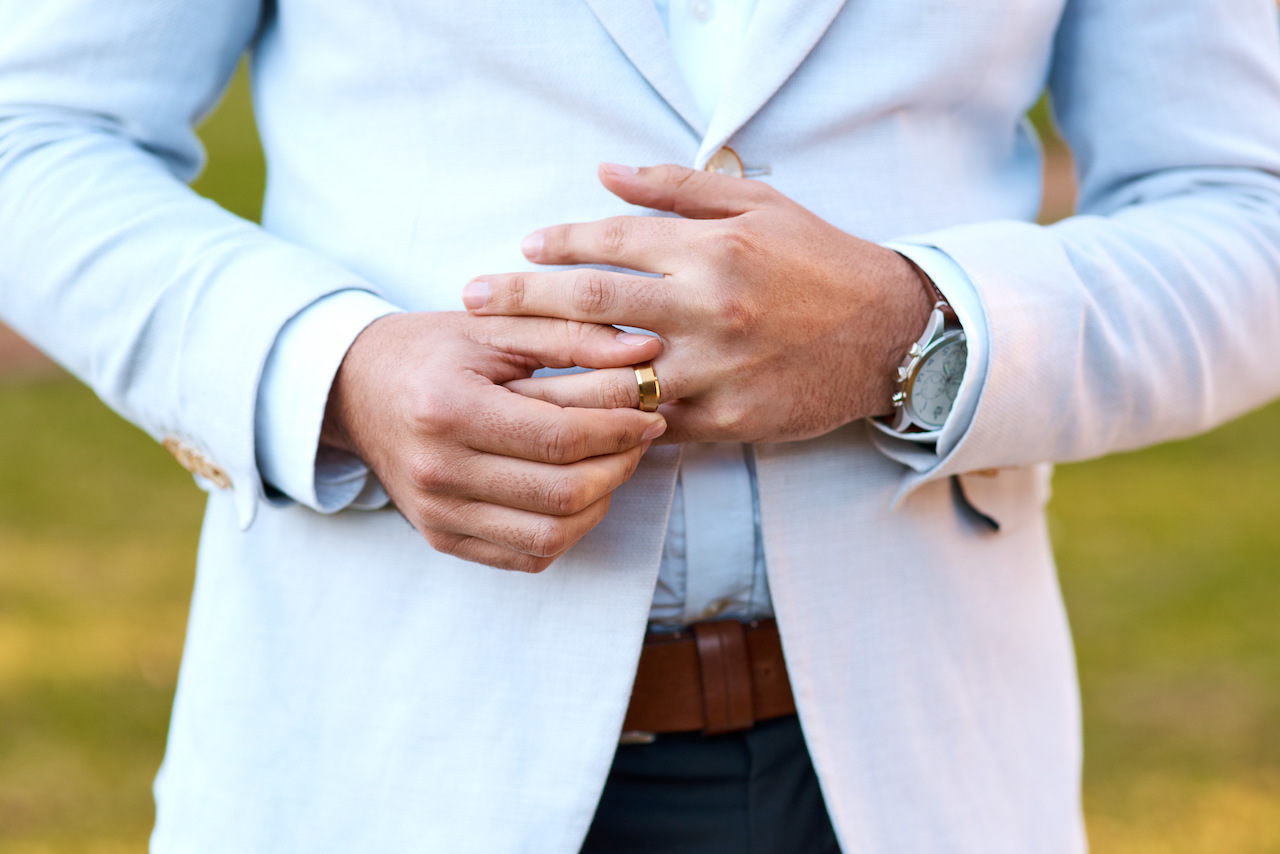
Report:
909,337,967,429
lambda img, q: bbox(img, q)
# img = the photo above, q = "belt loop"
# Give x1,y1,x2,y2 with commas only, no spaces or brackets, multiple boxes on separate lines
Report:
692,620,755,735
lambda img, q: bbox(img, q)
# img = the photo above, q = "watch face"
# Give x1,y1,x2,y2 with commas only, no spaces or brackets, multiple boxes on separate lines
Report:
906,332,968,430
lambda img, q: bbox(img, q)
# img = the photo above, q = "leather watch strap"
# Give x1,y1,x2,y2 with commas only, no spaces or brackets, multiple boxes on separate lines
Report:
622,619,795,737
900,253,958,324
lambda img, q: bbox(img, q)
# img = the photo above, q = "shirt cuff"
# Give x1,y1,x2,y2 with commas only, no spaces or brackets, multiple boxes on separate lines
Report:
254,289,402,512
872,243,992,467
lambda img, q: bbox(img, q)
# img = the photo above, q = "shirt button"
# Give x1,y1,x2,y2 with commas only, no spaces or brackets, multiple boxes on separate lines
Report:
689,0,715,23
700,598,730,620
703,146,744,178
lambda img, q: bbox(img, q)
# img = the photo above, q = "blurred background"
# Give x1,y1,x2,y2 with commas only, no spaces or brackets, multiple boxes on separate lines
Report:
2,64,1279,853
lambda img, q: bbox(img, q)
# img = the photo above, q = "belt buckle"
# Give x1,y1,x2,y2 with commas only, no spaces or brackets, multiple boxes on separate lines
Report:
618,730,656,746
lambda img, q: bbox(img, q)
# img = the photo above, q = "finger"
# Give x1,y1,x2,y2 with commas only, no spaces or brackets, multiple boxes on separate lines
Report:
423,493,614,561
461,388,666,464
464,312,662,369
596,162,779,220
465,269,678,330
505,367,642,410
506,358,698,411
410,442,648,516
422,531,557,573
521,215,690,272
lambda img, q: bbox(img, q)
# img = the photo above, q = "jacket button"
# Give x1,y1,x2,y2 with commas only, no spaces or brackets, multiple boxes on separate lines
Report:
163,437,232,490
704,146,744,178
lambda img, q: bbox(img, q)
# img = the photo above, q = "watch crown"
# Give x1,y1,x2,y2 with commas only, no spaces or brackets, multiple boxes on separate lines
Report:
908,343,922,359
897,366,910,382
891,391,906,406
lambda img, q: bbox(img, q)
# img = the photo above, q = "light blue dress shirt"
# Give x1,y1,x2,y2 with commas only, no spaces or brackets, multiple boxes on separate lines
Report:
254,0,992,629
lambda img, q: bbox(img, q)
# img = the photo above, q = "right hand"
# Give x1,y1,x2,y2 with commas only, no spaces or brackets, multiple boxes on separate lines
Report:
321,311,666,573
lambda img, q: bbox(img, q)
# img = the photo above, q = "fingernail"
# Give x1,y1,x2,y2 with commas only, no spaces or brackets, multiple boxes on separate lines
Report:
640,439,654,455
616,331,655,347
601,162,639,177
462,279,490,310
521,232,544,259
642,420,666,441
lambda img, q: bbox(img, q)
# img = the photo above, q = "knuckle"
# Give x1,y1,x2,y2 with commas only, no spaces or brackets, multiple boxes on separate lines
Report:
505,273,530,311
526,518,571,558
600,218,630,258
406,452,451,493
546,472,591,516
703,226,758,264
572,270,615,316
408,392,456,437
711,403,750,437
536,420,584,464
559,319,595,353
612,420,639,453
600,374,637,410
671,166,701,196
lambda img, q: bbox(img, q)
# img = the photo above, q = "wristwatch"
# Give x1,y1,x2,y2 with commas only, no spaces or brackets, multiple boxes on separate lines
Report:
871,261,968,444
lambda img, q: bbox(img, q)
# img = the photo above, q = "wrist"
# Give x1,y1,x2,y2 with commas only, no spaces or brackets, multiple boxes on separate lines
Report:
320,386,357,456
873,252,968,440
871,251,937,417
320,313,396,458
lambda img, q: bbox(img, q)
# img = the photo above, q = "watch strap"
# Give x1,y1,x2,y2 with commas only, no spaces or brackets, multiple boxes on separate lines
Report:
900,254,958,325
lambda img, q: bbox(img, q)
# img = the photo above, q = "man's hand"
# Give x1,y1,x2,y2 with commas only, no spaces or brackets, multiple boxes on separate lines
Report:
462,163,935,444
322,311,666,573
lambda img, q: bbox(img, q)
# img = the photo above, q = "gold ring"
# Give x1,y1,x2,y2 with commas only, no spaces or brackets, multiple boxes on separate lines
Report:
633,362,661,412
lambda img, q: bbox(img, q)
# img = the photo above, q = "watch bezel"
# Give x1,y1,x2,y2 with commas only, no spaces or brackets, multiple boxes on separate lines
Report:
902,329,967,430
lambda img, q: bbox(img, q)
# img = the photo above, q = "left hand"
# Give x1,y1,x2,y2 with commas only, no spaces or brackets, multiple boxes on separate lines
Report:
463,163,935,444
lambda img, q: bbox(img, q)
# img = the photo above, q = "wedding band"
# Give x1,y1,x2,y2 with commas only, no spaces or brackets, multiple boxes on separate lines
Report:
633,362,661,412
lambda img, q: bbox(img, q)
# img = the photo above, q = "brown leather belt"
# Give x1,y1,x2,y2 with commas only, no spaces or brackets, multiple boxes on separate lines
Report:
621,619,795,741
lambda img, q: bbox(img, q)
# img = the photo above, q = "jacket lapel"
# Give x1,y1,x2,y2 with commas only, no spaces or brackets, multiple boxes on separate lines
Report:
583,0,707,136
696,0,849,165
584,0,851,164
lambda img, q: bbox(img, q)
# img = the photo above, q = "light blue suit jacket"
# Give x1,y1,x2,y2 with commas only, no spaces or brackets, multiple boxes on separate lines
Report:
3,1,1280,851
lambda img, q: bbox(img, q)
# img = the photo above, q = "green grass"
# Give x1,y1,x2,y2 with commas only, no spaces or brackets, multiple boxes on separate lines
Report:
191,63,264,224
3,64,1280,852
1054,407,1280,853
0,380,204,853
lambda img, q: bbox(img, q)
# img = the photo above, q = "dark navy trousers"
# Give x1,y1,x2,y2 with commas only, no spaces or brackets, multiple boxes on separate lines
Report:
582,715,843,853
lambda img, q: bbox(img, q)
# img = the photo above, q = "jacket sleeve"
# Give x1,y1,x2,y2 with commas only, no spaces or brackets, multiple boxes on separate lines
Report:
0,1,392,528
885,0,1280,515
